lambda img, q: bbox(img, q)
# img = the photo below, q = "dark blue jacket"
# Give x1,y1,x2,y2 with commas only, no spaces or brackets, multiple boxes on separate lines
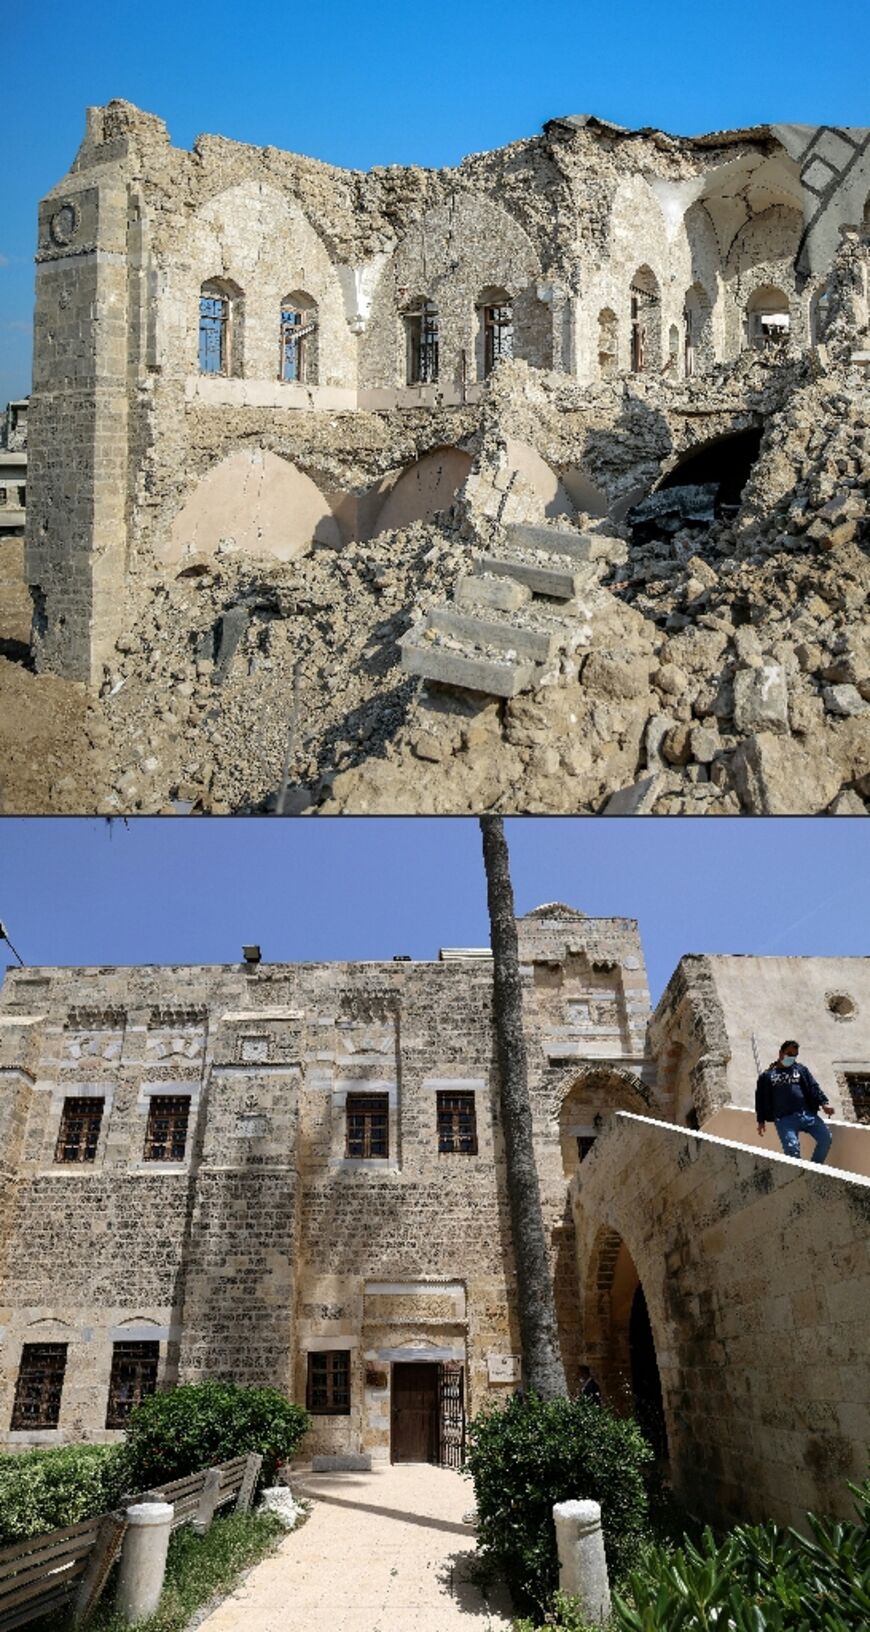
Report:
755,1061,828,1122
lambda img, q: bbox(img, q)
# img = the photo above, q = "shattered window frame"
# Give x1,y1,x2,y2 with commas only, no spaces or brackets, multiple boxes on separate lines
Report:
483,302,513,375
405,301,439,385
199,286,229,375
279,303,318,383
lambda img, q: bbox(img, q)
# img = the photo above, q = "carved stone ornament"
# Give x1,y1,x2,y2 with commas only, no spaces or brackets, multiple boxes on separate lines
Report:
50,203,79,247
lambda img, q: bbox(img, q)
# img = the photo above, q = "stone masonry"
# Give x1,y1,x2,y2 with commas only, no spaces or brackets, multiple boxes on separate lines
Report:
25,101,870,684
0,909,867,1532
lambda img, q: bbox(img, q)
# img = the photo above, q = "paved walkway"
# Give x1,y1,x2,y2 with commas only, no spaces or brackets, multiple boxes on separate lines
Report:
197,1464,515,1632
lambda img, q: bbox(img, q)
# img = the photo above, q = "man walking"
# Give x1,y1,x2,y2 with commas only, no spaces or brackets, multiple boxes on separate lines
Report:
756,1039,835,1164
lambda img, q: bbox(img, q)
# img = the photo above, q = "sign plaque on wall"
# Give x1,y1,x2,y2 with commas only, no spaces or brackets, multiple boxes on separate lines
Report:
487,1354,521,1384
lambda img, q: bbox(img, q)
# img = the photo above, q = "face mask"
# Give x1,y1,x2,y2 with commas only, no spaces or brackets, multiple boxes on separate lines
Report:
782,1055,798,1066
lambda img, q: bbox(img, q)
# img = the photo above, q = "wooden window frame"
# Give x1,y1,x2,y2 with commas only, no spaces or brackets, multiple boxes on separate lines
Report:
306,1350,350,1415
55,1096,104,1164
345,1093,389,1159
436,1090,478,1155
199,288,229,375
483,302,513,375
105,1340,160,1428
143,1094,191,1162
405,302,439,385
10,1343,67,1430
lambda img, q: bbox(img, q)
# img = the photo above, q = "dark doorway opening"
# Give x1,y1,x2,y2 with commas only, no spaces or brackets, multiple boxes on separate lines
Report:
629,1285,668,1458
657,428,763,508
391,1362,438,1463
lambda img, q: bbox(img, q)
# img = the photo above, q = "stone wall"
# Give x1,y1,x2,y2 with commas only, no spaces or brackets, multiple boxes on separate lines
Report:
25,99,870,682
573,1110,870,1531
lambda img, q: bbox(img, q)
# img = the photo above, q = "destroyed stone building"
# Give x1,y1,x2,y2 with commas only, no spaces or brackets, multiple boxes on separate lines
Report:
7,103,870,814
1,906,868,1533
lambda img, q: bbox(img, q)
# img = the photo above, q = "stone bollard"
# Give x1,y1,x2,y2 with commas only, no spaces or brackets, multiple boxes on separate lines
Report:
552,1499,611,1627
116,1502,173,1626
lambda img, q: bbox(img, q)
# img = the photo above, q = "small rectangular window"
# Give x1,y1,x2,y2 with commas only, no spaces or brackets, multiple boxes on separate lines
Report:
55,1096,104,1163
307,1350,350,1414
437,1091,478,1154
483,304,513,375
144,1095,191,1161
0,489,7,506
405,303,439,384
345,1093,389,1159
576,1134,597,1163
106,1340,159,1428
845,1073,870,1124
11,1343,67,1430
17,486,26,507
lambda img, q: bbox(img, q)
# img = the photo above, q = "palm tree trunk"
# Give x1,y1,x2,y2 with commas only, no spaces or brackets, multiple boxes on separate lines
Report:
480,816,567,1400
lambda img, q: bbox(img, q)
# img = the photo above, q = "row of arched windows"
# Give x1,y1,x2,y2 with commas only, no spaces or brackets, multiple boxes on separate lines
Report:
197,272,794,386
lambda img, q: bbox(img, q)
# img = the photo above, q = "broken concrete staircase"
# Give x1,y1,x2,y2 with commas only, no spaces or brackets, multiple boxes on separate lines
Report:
399,522,603,698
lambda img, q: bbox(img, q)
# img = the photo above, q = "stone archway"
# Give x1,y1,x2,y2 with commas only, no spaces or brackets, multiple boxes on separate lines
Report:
556,1063,653,1179
583,1227,668,1456
161,448,341,566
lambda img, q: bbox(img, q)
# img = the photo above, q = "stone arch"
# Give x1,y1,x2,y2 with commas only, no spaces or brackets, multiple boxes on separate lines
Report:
597,307,618,377
371,445,473,536
476,285,513,378
629,265,662,372
279,287,319,384
161,448,341,567
683,281,715,374
655,425,764,509
745,283,791,349
582,1228,668,1454
557,1063,652,1179
199,276,244,376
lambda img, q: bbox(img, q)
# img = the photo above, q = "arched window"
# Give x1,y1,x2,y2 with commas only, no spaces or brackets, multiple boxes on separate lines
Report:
746,285,791,348
404,298,439,384
597,308,618,378
629,267,661,373
279,291,318,384
199,279,243,376
476,287,513,378
683,283,714,376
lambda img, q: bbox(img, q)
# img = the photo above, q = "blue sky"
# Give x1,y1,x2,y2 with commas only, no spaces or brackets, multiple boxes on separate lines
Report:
3,0,870,401
0,818,867,1005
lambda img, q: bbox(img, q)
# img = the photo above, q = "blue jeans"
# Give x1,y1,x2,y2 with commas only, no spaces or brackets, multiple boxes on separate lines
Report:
774,1110,832,1164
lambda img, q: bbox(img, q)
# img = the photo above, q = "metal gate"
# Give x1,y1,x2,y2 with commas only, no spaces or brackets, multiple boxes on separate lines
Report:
438,1362,465,1469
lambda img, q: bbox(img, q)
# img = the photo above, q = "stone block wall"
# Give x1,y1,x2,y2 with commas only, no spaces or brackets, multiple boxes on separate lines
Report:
573,1111,870,1530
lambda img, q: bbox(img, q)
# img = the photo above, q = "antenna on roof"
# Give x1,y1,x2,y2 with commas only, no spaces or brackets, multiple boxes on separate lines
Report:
0,923,24,967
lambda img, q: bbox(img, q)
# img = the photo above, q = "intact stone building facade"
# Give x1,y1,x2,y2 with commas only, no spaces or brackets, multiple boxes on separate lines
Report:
26,101,870,682
1,907,868,1531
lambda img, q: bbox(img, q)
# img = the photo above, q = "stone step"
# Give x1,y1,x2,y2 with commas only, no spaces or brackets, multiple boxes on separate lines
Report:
455,573,532,613
399,626,538,697
476,554,589,600
504,522,595,564
425,606,562,663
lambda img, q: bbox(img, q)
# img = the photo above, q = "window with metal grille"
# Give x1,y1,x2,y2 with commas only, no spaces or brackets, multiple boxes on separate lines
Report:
144,1095,191,1161
345,1093,389,1159
483,303,513,375
846,1073,870,1124
405,301,439,384
306,1350,350,1414
10,1344,67,1430
55,1096,104,1163
437,1091,478,1154
199,286,229,374
105,1341,159,1428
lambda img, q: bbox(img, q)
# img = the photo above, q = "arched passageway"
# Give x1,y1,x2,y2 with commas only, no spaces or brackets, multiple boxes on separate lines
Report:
584,1229,668,1458
629,1284,668,1458
657,427,763,508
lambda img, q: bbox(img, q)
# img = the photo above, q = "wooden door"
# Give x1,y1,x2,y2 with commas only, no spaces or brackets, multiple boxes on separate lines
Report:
391,1362,438,1463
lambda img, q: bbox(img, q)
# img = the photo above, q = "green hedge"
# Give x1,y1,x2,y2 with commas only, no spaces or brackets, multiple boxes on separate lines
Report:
117,1382,310,1493
613,1479,870,1632
0,1445,125,1545
465,1393,653,1618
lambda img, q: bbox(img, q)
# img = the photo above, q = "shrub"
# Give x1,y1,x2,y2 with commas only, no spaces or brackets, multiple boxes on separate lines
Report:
0,1444,125,1544
117,1382,310,1493
613,1478,870,1632
465,1393,653,1617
